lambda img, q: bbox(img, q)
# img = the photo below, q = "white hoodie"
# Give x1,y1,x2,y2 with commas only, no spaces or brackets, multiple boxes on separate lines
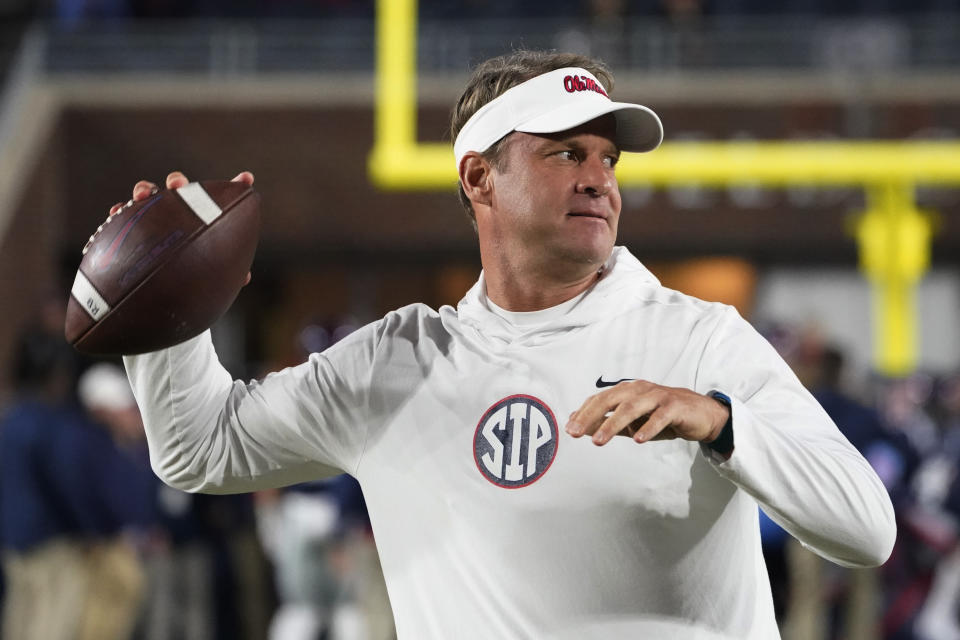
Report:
124,246,896,639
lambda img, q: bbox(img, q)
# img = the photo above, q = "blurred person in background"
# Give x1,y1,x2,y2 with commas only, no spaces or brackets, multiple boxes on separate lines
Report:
0,305,88,640
74,363,157,640
912,372,960,640
74,364,220,640
137,479,215,640
813,347,918,509
257,475,388,640
888,371,960,640
806,343,916,640
880,374,940,461
255,318,393,640
77,365,272,640
140,476,271,640
764,325,917,640
1,301,172,640
877,373,946,638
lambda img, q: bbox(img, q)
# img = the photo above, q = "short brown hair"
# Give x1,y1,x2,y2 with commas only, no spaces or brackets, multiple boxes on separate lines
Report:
450,50,615,228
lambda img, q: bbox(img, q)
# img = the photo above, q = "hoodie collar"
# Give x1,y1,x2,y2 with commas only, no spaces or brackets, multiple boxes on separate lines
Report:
454,246,661,347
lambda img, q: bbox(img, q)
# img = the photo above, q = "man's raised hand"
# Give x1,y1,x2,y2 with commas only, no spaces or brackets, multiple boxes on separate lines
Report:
108,171,255,216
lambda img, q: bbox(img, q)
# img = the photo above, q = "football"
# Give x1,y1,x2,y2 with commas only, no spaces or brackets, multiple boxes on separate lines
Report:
65,180,260,355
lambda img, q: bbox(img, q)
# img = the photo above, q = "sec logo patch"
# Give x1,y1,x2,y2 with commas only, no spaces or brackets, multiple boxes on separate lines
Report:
473,395,558,488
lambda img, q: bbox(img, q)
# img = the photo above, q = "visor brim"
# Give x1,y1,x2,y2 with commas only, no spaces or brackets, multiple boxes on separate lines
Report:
515,102,663,153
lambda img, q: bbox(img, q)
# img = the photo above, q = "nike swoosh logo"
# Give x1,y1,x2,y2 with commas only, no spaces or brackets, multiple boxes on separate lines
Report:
595,377,635,388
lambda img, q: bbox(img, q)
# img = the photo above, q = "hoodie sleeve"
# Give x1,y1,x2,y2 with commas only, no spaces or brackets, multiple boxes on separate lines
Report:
696,306,896,568
123,325,379,494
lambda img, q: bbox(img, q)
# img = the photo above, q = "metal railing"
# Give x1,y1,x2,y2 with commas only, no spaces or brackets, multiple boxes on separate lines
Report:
12,13,958,77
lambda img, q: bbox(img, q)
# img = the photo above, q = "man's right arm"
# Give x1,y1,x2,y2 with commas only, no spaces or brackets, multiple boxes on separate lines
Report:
115,170,376,494
124,325,376,494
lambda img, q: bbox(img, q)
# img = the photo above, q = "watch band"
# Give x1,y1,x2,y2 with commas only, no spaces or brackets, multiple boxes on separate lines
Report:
707,391,735,456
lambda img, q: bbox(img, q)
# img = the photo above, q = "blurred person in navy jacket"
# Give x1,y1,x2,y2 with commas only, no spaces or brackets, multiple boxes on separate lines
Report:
1,309,159,640
0,321,89,640
813,347,918,502
906,372,960,640
74,362,159,640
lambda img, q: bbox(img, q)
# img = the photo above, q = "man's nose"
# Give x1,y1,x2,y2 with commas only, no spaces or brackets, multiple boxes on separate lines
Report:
576,157,614,196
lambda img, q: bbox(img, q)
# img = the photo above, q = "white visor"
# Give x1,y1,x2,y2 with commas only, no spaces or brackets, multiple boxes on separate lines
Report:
454,67,663,169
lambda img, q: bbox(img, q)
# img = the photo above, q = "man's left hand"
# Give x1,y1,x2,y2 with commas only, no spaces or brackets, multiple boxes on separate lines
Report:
565,380,730,446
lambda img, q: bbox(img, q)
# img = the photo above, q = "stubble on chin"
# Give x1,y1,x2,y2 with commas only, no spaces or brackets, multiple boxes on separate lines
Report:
564,225,616,264
548,239,613,277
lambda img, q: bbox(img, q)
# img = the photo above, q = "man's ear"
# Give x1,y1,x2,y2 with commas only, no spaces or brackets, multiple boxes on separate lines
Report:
459,153,493,207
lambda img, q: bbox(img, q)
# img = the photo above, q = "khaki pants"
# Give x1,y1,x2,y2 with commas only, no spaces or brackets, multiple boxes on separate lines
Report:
783,538,880,640
2,538,90,640
77,539,146,640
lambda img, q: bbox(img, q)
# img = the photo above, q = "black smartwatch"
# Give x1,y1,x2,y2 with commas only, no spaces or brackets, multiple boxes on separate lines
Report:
706,391,734,457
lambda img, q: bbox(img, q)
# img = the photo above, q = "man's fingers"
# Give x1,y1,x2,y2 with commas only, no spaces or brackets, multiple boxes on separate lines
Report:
615,418,646,439
134,170,250,199
231,171,255,185
132,180,157,201
121,170,250,219
568,404,610,437
591,402,649,445
165,171,189,190
566,380,655,440
570,382,728,448
631,409,676,443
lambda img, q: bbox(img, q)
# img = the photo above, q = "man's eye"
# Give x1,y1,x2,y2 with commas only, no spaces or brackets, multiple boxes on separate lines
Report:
556,150,576,161
604,155,619,168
